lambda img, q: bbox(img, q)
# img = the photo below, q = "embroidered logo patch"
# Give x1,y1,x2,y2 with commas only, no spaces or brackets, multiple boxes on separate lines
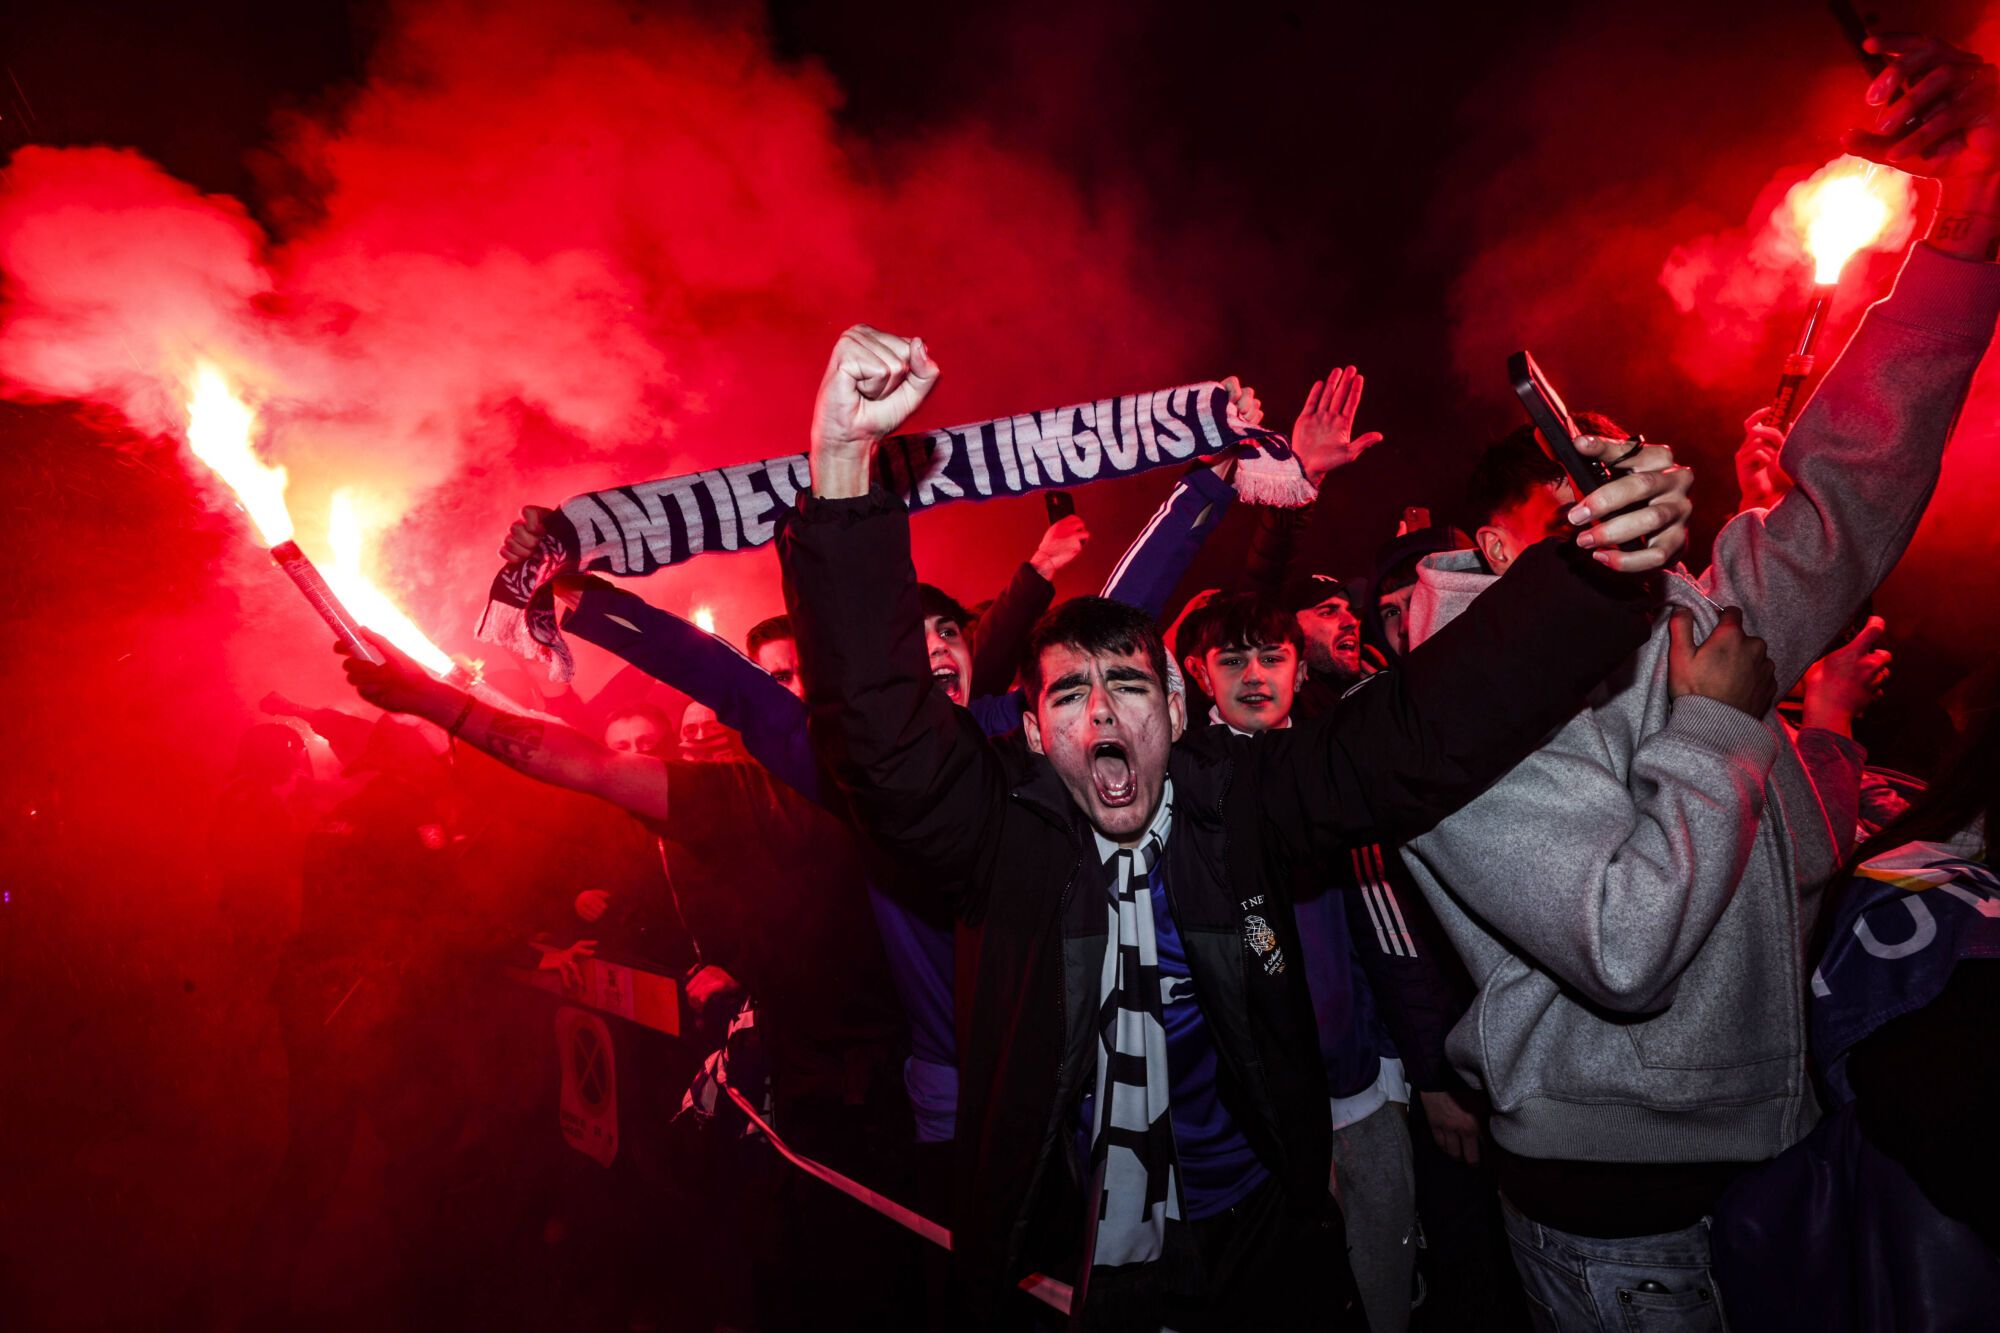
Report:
1243,914,1285,976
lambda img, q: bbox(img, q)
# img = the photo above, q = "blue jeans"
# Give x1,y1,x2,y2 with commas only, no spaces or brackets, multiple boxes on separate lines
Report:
1500,1198,1728,1332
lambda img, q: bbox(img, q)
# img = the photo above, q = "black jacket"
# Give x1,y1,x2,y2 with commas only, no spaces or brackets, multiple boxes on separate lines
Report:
777,487,1654,1314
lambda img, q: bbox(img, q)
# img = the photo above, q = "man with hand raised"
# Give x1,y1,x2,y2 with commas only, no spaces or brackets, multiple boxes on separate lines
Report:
777,323,1691,1328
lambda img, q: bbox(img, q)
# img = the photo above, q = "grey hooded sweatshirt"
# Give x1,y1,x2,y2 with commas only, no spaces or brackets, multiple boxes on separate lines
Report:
1399,243,2000,1167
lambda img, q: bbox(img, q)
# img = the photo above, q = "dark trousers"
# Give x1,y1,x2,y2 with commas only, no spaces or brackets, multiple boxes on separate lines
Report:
1080,1177,1364,1332
1407,1094,1528,1332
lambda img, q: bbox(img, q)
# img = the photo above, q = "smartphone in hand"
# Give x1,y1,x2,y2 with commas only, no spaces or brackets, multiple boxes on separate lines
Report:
1045,491,1076,523
1508,350,1643,552
1509,351,1614,498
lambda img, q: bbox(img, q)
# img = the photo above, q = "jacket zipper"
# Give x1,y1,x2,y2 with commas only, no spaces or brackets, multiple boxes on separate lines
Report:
1201,761,1282,1175
1054,843,1084,1185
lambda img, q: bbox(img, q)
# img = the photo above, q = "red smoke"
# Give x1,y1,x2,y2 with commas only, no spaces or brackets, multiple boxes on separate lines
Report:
1437,1,2000,686
0,0,1213,705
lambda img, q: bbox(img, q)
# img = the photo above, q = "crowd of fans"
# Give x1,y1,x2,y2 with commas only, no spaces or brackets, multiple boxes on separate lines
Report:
213,31,2000,1333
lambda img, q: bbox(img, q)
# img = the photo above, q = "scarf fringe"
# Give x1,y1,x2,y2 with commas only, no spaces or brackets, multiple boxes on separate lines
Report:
1230,450,1319,508
476,598,575,682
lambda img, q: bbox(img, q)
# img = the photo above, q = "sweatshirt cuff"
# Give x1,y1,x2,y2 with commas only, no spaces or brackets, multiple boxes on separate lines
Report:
1795,724,1866,769
1664,694,1781,773
787,485,906,526
1879,243,2000,343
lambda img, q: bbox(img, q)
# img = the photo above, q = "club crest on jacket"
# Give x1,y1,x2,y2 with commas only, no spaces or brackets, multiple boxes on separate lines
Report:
1243,914,1284,975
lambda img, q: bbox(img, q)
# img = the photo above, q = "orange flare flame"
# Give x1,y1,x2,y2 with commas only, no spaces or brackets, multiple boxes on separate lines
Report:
326,489,455,677
1787,157,1910,284
184,364,293,545
692,605,717,634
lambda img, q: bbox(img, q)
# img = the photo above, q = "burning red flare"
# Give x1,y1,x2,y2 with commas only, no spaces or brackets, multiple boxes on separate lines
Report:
1787,156,1910,284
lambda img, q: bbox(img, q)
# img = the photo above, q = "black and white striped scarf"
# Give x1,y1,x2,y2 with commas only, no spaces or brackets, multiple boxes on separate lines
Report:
1088,794,1180,1269
476,383,1313,680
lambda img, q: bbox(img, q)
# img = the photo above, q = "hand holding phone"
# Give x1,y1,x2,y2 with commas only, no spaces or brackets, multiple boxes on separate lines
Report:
1509,351,1616,498
1508,350,1654,554
1045,491,1075,523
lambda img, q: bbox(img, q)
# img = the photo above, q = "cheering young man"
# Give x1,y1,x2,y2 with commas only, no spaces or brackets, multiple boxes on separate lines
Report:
777,326,1692,1328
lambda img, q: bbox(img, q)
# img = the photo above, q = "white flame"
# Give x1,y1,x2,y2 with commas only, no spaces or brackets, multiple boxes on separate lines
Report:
184,364,293,545
692,605,717,635
1788,157,1911,284
326,489,455,677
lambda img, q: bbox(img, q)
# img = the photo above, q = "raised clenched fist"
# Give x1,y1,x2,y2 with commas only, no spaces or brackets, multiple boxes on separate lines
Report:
501,505,552,564
810,325,940,498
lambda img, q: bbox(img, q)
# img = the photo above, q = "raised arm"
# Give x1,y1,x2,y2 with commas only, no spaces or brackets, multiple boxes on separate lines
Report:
1101,464,1238,618
336,631,671,822
1705,37,2000,688
1256,533,1661,858
780,326,1009,891
1255,428,1689,855
1243,366,1383,599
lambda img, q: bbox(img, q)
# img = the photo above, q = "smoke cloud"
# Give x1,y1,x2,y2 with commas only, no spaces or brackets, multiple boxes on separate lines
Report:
0,0,1216,703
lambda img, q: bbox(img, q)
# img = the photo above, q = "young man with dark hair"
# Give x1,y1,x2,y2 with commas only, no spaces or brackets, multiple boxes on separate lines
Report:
1391,39,2000,1326
1462,412,1626,578
498,393,1265,1169
1176,592,1307,735
744,615,802,699
918,583,977,706
1175,588,1451,1333
779,322,1690,1327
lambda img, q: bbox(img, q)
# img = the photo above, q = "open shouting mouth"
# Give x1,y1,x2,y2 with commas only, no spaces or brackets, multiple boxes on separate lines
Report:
1090,740,1137,807
932,664,963,704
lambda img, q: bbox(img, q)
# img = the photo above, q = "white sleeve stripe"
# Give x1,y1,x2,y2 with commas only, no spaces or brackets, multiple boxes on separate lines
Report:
1099,484,1184,596
1354,849,1396,955
1371,844,1418,957
1371,884,1409,957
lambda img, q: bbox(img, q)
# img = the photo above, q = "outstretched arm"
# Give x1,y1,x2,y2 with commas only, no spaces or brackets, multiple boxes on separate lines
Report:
1259,435,1691,858
337,631,671,822
1102,464,1238,618
557,577,825,803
